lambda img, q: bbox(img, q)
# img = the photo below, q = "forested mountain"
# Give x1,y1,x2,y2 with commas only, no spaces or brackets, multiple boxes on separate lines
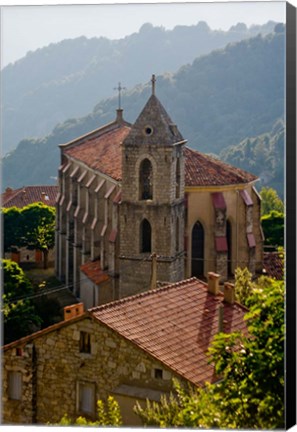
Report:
2,20,278,154
220,119,285,198
2,27,285,197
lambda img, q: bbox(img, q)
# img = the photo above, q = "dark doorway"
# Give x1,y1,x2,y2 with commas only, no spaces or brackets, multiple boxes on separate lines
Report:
191,221,204,277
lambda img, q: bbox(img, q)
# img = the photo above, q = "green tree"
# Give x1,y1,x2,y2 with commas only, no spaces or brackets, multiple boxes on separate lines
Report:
56,396,122,426
3,203,56,269
234,266,253,306
2,206,23,252
261,210,284,247
1,259,42,344
260,186,284,216
135,276,284,429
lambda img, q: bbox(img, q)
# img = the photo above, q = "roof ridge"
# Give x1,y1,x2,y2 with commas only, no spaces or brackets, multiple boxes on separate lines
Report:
89,277,201,313
60,120,131,150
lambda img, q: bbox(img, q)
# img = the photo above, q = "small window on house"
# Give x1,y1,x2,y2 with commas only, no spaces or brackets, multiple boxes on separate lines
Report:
8,371,22,400
79,331,91,354
139,159,153,200
154,368,163,379
78,382,96,416
16,348,23,357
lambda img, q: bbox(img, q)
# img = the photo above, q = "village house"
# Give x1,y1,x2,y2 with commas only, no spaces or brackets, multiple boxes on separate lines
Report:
2,185,58,265
2,274,248,425
55,76,263,306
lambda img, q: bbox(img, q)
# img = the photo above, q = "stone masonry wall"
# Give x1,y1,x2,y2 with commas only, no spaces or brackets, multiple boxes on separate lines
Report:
3,317,181,425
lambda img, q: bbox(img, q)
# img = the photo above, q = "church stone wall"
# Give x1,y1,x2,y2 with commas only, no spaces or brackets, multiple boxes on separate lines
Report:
3,318,177,426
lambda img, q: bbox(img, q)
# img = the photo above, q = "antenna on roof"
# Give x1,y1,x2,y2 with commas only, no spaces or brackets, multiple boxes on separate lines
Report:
114,82,126,110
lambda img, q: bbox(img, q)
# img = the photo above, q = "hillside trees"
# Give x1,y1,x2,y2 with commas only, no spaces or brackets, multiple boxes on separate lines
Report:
259,186,284,247
135,276,284,429
1,259,42,344
3,30,285,191
3,203,56,268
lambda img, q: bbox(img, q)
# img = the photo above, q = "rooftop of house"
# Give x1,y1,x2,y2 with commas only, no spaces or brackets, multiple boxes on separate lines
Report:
1,185,58,208
90,277,248,386
63,110,257,187
263,251,284,280
80,260,110,285
3,276,248,387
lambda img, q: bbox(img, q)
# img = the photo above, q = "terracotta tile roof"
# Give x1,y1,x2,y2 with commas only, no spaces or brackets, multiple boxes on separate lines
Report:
64,125,131,182
63,124,257,187
263,251,284,280
80,260,109,285
1,185,58,208
90,278,248,387
184,147,257,186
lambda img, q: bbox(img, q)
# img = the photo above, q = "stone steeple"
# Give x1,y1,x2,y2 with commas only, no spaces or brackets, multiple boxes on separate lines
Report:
119,76,187,297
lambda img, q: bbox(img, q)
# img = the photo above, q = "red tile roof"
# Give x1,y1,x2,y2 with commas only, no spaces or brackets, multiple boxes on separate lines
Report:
64,126,131,182
263,251,284,280
63,124,257,187
1,185,58,208
184,147,257,186
90,277,248,386
80,260,109,285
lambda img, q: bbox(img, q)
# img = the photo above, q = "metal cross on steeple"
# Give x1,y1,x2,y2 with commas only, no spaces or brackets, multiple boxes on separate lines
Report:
151,74,156,96
114,82,126,109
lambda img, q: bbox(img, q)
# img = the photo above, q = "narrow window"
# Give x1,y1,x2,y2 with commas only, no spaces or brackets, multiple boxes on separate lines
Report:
176,217,179,253
78,382,95,416
139,159,153,200
141,219,152,253
79,331,91,354
8,371,22,400
176,157,181,199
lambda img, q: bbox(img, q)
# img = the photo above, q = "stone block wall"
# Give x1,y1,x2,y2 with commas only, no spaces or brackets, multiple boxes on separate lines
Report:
2,317,179,425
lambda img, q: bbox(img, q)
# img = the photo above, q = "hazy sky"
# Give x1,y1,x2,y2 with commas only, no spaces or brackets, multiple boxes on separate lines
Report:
1,1,287,68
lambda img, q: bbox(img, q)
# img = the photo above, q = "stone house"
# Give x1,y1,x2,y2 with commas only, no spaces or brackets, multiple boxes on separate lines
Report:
2,185,58,266
2,274,248,425
55,75,263,305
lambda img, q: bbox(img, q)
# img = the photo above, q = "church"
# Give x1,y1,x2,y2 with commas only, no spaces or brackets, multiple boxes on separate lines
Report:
55,75,263,307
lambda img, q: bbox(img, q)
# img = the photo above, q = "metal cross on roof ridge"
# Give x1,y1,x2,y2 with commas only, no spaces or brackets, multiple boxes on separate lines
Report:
114,82,126,109
151,74,156,96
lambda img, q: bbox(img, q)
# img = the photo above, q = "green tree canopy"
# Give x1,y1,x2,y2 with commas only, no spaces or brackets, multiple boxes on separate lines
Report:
3,203,56,269
2,206,23,252
261,210,284,247
1,259,42,344
260,186,284,215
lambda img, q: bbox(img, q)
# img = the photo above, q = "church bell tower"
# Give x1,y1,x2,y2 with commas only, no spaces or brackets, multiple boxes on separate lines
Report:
119,75,187,297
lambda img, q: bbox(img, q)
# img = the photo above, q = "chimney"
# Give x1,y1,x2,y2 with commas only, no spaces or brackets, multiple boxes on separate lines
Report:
224,282,235,304
64,303,84,321
150,253,157,290
116,108,123,123
207,272,220,295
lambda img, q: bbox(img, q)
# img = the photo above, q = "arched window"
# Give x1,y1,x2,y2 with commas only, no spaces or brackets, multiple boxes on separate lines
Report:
176,217,179,252
176,158,181,199
141,219,152,253
191,221,204,277
139,159,153,200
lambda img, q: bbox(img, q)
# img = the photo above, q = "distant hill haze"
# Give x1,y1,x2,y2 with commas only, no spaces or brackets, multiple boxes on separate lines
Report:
2,20,278,154
2,25,285,199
